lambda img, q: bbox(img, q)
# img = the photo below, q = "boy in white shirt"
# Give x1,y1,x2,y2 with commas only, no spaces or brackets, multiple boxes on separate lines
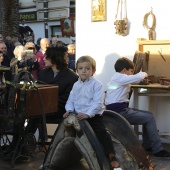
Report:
63,56,119,168
105,57,170,158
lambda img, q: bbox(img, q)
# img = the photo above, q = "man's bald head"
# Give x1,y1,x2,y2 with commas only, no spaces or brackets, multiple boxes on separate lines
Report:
40,38,50,52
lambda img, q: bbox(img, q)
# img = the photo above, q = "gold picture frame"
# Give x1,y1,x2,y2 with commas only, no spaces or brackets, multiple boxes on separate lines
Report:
92,0,107,22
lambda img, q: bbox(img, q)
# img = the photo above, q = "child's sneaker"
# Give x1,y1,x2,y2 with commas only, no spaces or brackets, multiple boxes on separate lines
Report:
154,150,170,158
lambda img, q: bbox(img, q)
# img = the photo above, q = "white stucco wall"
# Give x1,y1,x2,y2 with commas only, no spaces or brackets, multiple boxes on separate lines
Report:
76,0,170,136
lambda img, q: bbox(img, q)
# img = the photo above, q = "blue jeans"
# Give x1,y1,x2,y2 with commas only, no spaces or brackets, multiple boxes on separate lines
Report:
119,108,163,153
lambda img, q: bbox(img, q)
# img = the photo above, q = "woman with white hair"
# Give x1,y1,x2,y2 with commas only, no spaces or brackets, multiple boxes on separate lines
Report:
11,44,38,79
13,44,26,61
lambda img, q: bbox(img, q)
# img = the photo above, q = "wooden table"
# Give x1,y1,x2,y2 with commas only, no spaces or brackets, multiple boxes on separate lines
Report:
131,83,170,138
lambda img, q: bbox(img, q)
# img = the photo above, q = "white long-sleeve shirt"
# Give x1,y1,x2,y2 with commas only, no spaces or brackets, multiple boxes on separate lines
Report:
65,77,105,118
105,72,148,105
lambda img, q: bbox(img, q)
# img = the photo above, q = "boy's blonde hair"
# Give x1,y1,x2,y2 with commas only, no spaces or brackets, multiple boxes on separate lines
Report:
76,56,96,71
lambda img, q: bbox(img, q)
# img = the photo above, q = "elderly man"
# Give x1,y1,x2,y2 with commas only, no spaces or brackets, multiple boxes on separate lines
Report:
35,38,50,76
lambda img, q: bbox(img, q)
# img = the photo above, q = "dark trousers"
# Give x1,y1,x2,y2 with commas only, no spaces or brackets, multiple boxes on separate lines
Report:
25,112,63,141
87,115,115,156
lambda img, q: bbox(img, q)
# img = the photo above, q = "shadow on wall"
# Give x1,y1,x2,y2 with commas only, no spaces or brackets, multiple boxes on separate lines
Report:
95,53,120,89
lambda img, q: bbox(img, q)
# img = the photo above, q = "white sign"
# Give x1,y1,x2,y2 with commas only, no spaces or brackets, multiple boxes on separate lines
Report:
37,8,69,20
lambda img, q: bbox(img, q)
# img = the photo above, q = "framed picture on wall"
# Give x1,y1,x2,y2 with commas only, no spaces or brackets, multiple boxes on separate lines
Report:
60,15,75,37
92,0,107,22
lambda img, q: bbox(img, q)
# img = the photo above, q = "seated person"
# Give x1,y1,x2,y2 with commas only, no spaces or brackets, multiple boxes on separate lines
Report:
25,45,78,140
63,56,119,168
105,57,170,158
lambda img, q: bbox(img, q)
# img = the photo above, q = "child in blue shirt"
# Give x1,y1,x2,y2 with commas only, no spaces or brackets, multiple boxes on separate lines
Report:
64,56,119,168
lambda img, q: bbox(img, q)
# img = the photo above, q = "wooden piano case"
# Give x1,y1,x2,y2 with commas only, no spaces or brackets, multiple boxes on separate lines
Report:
26,85,58,117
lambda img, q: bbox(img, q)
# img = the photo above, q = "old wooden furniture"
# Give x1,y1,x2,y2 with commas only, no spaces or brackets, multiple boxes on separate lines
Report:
132,39,170,139
26,85,58,118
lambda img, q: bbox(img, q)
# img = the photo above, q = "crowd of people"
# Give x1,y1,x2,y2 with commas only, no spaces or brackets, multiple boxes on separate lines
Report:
0,31,77,158
0,34,76,82
0,24,170,169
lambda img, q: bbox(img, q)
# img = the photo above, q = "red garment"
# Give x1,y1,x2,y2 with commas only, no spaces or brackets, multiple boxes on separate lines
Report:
36,51,45,71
